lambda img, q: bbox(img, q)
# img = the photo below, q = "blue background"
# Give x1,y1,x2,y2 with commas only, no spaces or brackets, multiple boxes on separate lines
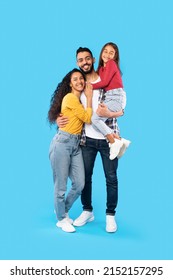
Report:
0,0,172,260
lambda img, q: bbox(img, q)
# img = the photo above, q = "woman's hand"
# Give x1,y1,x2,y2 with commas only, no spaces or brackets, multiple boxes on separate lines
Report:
96,103,124,118
56,114,69,128
84,82,93,98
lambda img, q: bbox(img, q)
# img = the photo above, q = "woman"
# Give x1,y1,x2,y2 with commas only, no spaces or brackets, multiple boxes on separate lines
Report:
48,68,93,233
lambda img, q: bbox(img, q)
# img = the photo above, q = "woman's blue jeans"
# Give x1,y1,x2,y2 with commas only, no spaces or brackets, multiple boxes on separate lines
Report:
81,137,118,215
49,131,85,221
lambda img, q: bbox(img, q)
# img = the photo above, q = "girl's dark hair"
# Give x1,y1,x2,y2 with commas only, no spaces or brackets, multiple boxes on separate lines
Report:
97,42,122,74
48,68,85,124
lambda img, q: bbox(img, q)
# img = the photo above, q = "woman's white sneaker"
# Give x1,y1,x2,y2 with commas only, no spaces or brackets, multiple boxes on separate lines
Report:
65,213,73,224
56,218,76,233
54,211,73,224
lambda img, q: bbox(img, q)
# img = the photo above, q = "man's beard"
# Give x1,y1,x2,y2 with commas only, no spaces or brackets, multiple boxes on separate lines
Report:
79,63,94,75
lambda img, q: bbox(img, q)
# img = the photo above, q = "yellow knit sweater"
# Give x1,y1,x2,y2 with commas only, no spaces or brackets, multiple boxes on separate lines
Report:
60,93,92,134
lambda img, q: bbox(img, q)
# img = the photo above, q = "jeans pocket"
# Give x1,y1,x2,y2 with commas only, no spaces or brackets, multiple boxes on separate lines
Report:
56,133,70,143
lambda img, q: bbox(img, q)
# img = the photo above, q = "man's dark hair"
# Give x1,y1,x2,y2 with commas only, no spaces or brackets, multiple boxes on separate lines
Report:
76,47,93,58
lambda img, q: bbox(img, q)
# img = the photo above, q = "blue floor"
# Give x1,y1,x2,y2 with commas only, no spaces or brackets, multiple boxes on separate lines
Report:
1,143,172,260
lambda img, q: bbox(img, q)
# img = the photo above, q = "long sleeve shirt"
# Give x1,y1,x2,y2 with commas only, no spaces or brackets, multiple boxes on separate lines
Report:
60,93,92,135
92,59,123,91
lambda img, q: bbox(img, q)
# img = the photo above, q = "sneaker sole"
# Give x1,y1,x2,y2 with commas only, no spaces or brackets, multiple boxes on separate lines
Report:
56,221,74,227
62,227,76,233
56,223,76,233
106,227,117,233
73,216,94,227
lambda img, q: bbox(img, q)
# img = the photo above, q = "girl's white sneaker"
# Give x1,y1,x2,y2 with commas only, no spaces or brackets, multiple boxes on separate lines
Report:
117,138,131,159
109,140,123,160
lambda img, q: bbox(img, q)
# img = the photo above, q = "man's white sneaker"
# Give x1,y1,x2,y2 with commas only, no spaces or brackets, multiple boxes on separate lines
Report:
109,140,123,160
56,218,76,233
106,215,117,233
73,211,94,226
117,138,131,159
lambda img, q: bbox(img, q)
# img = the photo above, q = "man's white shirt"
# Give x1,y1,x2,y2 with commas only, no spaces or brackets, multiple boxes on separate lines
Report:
80,77,105,140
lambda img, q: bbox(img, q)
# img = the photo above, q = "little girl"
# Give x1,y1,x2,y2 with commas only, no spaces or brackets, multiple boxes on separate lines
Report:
91,42,131,160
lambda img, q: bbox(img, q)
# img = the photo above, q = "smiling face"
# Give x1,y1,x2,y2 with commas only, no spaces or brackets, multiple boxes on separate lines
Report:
101,45,116,66
70,71,85,94
76,51,95,74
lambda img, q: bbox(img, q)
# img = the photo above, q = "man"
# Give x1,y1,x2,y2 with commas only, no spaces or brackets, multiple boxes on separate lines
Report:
57,47,123,232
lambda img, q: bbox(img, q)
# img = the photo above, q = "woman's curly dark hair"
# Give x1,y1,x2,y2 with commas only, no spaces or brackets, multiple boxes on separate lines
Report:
48,68,85,124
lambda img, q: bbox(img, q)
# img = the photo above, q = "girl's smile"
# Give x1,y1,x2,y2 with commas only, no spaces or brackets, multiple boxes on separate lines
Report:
102,45,116,66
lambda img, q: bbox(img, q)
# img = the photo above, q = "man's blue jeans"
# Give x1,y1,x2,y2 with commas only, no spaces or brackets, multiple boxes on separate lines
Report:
49,131,85,221
81,136,118,216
